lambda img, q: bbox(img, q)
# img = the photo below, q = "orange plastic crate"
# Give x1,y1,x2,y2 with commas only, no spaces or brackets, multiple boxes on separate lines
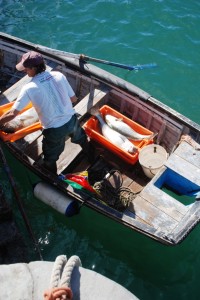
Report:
0,102,42,142
84,105,154,165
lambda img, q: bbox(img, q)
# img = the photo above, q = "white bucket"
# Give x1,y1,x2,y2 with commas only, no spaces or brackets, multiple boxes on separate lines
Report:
139,144,168,179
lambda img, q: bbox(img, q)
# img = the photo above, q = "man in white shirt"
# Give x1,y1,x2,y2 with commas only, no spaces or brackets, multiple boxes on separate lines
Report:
0,51,91,173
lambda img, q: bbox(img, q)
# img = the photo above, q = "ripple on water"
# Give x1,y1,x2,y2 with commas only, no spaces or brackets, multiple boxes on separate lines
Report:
0,1,200,299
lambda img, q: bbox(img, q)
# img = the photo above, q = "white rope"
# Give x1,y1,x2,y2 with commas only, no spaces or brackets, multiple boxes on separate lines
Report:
50,255,67,288
60,255,82,287
50,255,82,288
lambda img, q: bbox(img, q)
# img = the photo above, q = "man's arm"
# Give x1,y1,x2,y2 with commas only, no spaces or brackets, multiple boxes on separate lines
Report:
0,109,19,130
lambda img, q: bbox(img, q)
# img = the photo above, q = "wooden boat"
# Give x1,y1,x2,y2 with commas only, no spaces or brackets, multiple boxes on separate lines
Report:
0,32,200,246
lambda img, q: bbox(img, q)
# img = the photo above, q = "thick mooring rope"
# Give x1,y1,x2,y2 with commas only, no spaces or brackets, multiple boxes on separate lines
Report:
44,255,82,300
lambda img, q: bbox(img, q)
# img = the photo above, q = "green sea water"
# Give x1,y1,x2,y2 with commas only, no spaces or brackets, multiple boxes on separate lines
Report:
0,1,200,299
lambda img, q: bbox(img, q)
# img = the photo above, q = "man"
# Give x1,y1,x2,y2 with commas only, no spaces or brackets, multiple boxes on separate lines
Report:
0,51,92,174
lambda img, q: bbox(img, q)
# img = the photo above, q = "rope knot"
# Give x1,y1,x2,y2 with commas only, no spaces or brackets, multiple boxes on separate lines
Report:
43,255,82,300
43,286,73,300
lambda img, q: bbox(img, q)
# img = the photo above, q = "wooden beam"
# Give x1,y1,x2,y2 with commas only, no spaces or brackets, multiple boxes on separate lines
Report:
75,87,109,120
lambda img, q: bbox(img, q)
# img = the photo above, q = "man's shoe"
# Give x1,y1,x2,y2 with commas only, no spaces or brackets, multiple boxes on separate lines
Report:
34,156,57,174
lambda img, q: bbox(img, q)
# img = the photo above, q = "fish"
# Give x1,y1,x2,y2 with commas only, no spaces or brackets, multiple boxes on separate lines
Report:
105,114,157,141
95,114,137,154
2,107,39,133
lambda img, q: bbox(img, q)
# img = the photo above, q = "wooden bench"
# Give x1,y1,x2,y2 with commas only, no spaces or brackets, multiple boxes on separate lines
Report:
165,141,200,186
0,61,58,105
0,74,31,105
75,87,109,120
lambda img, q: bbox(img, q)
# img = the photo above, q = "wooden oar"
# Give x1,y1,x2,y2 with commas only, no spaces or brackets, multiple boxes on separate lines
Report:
36,45,157,71
80,54,157,71
0,145,43,260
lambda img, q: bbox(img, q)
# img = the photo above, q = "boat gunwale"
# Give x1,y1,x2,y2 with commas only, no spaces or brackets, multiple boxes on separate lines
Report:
1,32,199,138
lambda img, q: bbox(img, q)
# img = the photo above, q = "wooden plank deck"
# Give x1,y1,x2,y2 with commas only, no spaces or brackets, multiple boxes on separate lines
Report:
57,88,109,174
126,140,200,231
165,141,200,186
128,194,182,230
0,74,31,105
173,140,200,169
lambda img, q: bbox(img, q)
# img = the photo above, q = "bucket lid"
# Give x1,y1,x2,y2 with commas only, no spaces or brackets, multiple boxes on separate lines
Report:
139,144,168,169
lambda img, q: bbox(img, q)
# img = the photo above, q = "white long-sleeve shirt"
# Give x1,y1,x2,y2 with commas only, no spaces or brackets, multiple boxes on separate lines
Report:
13,70,75,129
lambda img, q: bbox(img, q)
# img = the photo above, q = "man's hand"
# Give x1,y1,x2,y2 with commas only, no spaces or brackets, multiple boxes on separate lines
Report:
0,109,19,129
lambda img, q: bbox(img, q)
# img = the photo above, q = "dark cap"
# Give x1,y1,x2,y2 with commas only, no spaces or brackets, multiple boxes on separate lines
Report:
16,51,44,71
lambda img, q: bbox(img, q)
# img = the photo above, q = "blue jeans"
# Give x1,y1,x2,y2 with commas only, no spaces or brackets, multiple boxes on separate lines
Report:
42,114,87,163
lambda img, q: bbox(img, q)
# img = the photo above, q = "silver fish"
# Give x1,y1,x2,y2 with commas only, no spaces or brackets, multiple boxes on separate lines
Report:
3,107,39,133
95,114,137,154
105,114,157,141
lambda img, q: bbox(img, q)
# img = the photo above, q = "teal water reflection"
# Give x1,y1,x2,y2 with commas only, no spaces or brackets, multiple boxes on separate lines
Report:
0,1,200,299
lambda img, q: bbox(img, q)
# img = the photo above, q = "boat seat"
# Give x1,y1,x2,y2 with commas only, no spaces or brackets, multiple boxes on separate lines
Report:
165,141,200,186
75,87,109,120
0,74,31,105
0,61,58,105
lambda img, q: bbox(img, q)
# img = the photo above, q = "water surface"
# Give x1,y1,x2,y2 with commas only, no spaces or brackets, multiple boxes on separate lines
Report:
0,1,200,299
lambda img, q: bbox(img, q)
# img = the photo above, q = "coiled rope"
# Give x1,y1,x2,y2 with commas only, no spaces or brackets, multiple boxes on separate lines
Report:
43,255,82,300
93,169,136,211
